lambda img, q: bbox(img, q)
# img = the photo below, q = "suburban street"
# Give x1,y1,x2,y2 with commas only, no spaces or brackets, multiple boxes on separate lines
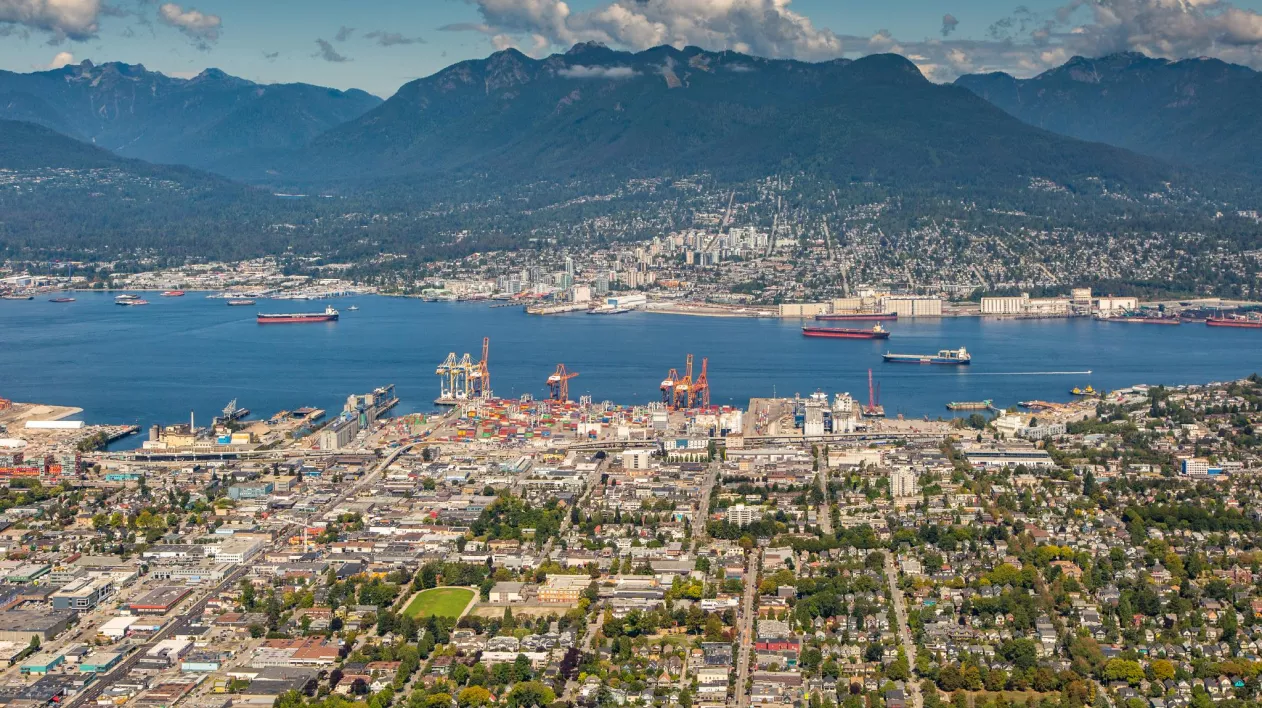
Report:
884,550,923,708
735,547,760,708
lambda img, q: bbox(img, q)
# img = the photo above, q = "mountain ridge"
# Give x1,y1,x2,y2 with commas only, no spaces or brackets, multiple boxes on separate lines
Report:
213,44,1182,194
0,60,382,171
954,52,1262,176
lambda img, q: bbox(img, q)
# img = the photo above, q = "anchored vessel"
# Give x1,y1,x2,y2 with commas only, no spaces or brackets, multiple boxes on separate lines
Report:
226,299,256,306
801,324,890,340
883,347,971,365
256,305,339,324
161,290,185,297
1206,317,1262,329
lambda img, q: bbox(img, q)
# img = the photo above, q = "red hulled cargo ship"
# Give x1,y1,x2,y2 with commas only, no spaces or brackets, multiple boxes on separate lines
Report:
801,323,890,339
257,305,339,324
815,312,897,322
1206,317,1262,329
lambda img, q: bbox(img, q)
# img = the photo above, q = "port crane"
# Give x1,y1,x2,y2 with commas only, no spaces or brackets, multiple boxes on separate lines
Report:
863,369,885,418
691,358,710,408
546,364,579,402
468,337,491,399
0,396,9,411
436,352,464,401
673,355,694,409
659,368,680,406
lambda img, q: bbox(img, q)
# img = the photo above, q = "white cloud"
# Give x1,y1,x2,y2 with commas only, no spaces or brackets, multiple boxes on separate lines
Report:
0,0,101,40
47,50,74,68
448,0,1262,81
558,64,638,78
157,2,220,47
452,0,844,60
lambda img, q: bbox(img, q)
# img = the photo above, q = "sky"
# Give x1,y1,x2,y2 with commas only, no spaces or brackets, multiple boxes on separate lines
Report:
2,0,1262,96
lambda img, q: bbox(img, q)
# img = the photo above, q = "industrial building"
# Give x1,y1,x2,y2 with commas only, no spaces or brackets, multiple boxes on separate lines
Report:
880,296,942,317
49,577,114,612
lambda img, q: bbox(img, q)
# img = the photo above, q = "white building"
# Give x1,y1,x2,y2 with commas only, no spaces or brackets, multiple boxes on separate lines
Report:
726,504,763,526
891,468,918,498
621,449,653,470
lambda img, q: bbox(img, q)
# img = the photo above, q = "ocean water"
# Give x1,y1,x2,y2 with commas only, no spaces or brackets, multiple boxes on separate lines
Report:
2,293,1260,449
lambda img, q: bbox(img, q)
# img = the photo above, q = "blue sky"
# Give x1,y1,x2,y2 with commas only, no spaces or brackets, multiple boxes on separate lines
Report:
3,0,1262,96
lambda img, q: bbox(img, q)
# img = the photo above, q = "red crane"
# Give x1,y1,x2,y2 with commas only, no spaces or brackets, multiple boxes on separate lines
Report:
546,364,579,402
690,357,710,408
864,368,885,417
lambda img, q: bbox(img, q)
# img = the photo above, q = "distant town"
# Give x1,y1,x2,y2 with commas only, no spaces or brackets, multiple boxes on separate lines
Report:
2,241,1261,325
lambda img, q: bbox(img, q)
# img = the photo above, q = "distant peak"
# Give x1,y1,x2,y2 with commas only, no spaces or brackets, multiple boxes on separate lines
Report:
566,41,610,56
196,68,229,79
847,53,927,83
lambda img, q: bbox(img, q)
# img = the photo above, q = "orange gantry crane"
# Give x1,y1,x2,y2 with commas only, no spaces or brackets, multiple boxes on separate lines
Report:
659,354,712,409
0,396,10,411
546,364,579,402
660,369,680,406
673,355,693,409
690,357,710,408
469,337,491,399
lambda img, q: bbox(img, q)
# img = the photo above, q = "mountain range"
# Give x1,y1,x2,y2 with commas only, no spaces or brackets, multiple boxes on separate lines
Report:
0,61,381,171
2,45,1260,265
217,44,1177,192
954,52,1262,177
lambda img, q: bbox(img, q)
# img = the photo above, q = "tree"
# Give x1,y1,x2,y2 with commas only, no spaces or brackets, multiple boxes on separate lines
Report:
505,681,555,708
457,687,493,708
887,649,910,681
1149,659,1175,682
1103,658,1145,685
27,635,39,651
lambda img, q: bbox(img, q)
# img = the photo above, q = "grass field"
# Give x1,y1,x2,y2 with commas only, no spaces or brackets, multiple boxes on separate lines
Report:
403,587,476,618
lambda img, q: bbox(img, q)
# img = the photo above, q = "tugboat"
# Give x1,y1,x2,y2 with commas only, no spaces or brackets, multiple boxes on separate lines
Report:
883,347,971,365
801,323,890,339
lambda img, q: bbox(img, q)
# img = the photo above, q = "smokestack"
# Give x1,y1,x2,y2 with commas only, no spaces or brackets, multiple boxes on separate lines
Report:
190,410,194,433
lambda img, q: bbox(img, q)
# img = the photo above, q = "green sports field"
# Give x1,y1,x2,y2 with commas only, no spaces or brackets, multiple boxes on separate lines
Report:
402,587,476,618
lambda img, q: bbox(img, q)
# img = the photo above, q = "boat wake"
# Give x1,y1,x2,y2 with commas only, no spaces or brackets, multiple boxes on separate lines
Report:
970,371,1094,376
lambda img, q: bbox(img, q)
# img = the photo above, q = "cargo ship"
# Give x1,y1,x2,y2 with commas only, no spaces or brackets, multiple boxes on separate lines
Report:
161,290,185,297
1096,314,1180,325
801,324,890,340
815,312,897,322
226,299,256,306
1,294,33,300
116,298,149,306
883,347,971,365
256,305,339,324
1206,317,1262,329
49,297,75,303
